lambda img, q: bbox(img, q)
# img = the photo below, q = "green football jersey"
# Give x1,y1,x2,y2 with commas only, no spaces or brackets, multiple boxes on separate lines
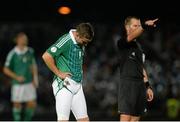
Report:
5,47,36,85
47,29,84,84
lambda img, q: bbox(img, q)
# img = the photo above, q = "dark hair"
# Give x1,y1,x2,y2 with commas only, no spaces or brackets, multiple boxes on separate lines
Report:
14,32,28,43
76,22,94,41
124,16,140,26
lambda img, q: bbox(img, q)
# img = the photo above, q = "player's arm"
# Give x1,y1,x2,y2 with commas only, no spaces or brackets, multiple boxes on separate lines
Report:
3,67,25,82
42,52,71,80
143,68,154,102
43,36,72,80
31,60,39,88
3,51,25,82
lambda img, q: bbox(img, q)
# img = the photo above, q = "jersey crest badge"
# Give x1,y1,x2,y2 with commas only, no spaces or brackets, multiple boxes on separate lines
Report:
51,47,57,53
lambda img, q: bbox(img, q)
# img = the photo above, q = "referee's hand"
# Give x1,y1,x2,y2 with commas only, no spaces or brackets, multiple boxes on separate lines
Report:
146,88,154,101
145,18,159,27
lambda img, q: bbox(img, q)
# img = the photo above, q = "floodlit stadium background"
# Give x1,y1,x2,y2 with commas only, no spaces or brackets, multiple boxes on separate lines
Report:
0,0,180,121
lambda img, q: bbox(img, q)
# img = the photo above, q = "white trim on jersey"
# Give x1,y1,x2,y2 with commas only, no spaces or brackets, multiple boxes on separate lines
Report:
69,29,77,44
56,35,71,48
5,49,15,67
14,46,28,55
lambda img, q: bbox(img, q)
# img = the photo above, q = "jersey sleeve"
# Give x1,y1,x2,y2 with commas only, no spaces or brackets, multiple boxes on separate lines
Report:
4,50,14,68
46,34,70,58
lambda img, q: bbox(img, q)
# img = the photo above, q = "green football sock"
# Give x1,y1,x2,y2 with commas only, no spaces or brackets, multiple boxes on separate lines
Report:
13,107,22,121
24,107,35,121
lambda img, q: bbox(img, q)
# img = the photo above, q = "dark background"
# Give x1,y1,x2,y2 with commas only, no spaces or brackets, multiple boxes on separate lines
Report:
0,0,179,22
0,0,180,121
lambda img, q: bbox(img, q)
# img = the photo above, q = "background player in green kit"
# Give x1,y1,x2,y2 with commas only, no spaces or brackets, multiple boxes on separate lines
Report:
3,32,38,121
42,22,94,121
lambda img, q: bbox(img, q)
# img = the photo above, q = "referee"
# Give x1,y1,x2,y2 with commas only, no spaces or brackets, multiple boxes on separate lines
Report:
117,16,158,121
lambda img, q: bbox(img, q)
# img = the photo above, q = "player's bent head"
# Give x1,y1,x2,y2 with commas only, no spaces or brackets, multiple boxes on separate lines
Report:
76,22,94,42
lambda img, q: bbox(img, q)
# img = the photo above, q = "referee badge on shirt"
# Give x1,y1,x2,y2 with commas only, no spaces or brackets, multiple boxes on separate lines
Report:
129,52,136,60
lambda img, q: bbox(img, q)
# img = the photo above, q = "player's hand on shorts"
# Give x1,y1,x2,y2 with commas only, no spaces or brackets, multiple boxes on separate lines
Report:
59,72,72,80
146,88,154,102
16,76,25,83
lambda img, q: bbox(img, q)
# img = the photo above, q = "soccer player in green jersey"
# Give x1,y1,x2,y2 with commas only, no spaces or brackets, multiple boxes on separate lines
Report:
42,22,94,121
3,32,38,121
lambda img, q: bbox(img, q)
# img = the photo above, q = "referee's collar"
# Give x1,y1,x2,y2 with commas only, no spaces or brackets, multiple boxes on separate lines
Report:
69,29,77,44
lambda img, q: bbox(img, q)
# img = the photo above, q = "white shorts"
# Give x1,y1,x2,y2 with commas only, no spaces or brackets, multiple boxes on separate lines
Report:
52,79,88,120
11,83,37,102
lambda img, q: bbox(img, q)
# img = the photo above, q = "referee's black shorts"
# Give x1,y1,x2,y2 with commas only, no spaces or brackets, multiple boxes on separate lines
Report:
118,79,147,116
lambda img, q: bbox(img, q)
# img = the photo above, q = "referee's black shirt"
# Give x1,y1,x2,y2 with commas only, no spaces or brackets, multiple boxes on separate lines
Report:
117,38,145,82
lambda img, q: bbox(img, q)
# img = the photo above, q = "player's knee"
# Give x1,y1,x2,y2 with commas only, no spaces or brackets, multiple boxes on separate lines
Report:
130,116,140,121
57,115,69,122
26,100,36,108
58,120,68,122
13,102,22,108
77,116,89,122
120,114,131,121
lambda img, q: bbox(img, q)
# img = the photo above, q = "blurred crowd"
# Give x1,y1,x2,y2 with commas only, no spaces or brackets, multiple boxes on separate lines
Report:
0,21,180,120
